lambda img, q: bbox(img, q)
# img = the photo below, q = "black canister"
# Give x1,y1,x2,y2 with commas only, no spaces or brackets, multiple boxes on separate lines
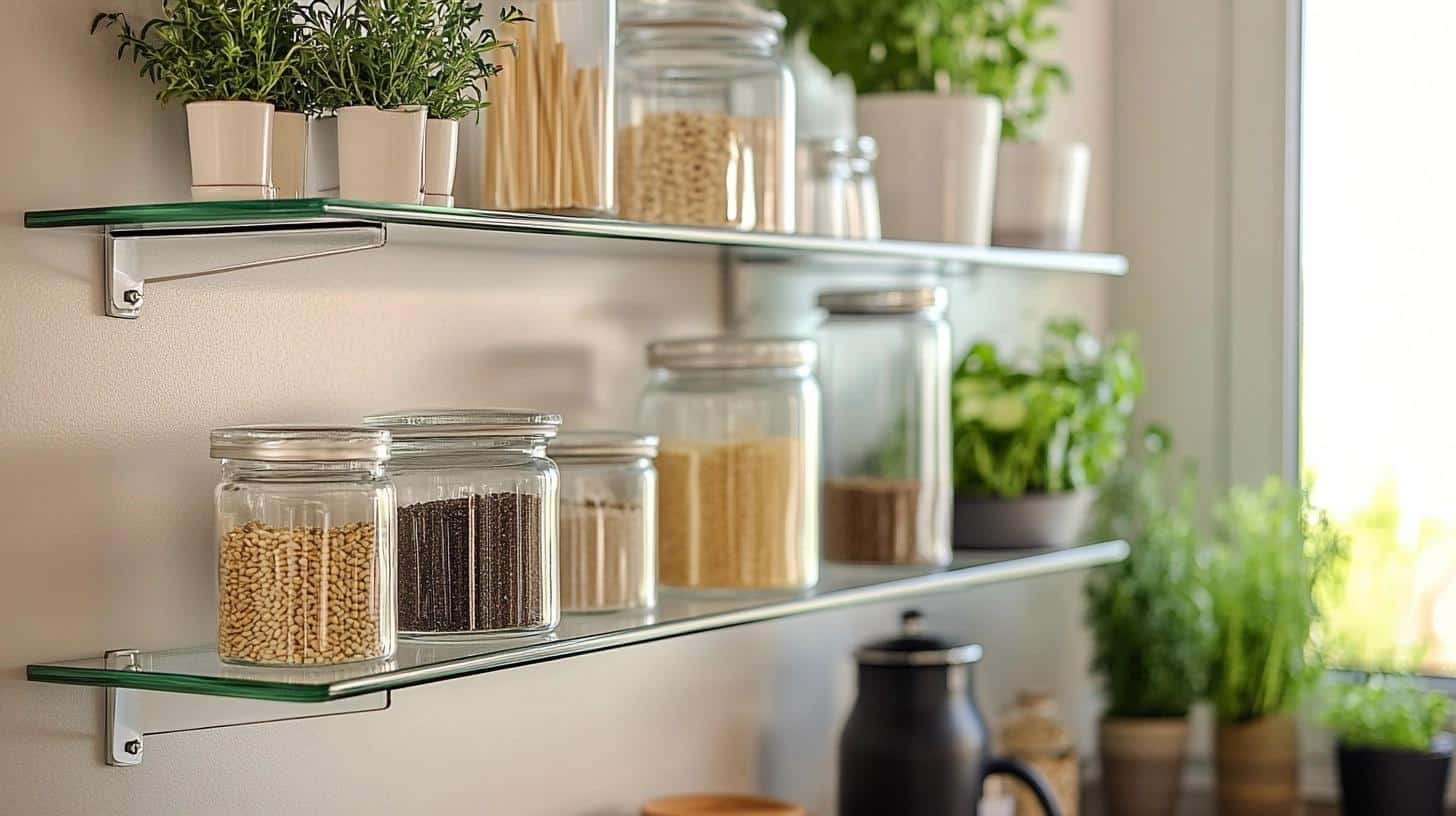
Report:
838,610,1062,816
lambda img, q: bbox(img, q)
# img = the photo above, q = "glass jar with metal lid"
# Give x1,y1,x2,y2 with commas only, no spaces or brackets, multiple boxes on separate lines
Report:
817,287,952,566
616,0,796,231
363,409,561,638
548,431,658,613
211,426,397,666
638,337,820,592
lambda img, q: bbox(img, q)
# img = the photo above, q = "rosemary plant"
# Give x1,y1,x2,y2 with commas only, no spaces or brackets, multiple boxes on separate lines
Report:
425,2,528,121
93,0,302,106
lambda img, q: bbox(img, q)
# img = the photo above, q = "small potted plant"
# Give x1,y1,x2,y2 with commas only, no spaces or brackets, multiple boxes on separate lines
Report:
778,0,1072,247
1207,478,1346,816
94,0,303,199
1085,427,1210,816
1321,677,1452,816
422,2,527,207
950,319,1141,548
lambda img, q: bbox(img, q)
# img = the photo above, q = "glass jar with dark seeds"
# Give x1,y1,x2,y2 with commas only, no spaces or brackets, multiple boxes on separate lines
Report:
365,409,561,638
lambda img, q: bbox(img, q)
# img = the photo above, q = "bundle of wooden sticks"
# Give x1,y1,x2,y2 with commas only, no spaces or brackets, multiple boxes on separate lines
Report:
483,0,607,212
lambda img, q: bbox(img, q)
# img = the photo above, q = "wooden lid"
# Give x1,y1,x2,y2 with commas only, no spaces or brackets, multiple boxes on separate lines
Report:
642,794,805,816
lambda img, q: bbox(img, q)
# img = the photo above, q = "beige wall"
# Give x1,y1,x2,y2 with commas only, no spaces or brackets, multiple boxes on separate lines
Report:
0,2,1113,812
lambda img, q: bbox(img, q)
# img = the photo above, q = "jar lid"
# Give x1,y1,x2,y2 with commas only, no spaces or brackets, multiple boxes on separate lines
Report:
800,135,878,161
621,0,786,32
209,426,392,462
817,287,948,316
549,431,659,460
363,409,562,439
854,610,984,667
647,337,816,370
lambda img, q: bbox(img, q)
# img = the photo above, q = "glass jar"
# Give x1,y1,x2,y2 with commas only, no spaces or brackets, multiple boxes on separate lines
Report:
817,288,952,566
211,426,397,667
364,409,561,638
616,0,796,231
796,136,880,240
638,337,820,591
548,431,658,613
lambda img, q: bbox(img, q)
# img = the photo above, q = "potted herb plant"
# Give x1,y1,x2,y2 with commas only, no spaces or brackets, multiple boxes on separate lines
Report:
1321,677,1453,816
778,0,1070,247
1085,427,1209,816
94,0,303,199
950,319,1141,549
1207,478,1346,816
421,2,527,206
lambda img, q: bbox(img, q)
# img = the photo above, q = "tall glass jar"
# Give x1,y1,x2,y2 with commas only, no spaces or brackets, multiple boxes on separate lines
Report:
616,0,796,231
817,288,952,565
638,337,820,592
212,426,397,667
549,431,658,613
364,409,561,638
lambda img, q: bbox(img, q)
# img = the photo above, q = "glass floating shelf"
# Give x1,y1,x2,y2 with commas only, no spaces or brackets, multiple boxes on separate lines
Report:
29,541,1127,703
25,199,1130,275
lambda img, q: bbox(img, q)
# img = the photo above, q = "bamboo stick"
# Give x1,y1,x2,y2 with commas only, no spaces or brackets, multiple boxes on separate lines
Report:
551,44,568,208
513,17,537,206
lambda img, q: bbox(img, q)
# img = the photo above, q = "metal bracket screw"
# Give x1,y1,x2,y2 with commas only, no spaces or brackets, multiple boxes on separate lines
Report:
122,289,142,305
123,739,142,756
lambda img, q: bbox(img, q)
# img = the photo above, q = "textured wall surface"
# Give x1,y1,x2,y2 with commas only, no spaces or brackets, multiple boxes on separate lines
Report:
0,2,1111,813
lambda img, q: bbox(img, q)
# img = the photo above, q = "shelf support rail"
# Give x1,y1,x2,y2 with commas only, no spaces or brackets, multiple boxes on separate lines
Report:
103,649,390,767
104,220,387,319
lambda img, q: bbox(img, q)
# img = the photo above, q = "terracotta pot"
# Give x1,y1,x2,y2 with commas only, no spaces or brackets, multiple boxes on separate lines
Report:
185,100,274,192
991,141,1091,250
856,92,1002,245
1215,712,1302,816
1099,717,1189,816
336,105,427,204
952,490,1095,550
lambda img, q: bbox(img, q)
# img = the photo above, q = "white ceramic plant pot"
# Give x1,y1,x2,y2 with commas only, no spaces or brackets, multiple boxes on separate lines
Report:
271,111,308,199
423,118,460,203
336,105,427,204
307,115,340,197
991,141,1091,250
185,100,274,190
856,93,1001,245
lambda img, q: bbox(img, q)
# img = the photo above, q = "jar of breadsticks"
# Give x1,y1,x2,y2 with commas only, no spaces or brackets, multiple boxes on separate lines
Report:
616,0,796,232
482,1,615,214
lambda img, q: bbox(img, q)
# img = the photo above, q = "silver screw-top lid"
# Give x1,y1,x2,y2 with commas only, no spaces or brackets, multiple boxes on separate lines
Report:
817,286,948,316
549,431,660,460
646,337,817,370
209,426,392,462
363,409,562,439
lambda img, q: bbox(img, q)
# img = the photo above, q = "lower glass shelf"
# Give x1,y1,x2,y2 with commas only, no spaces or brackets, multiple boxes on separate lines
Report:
28,541,1126,702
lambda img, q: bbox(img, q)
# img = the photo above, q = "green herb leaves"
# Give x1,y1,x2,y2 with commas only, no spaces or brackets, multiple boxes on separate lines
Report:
777,0,1070,140
93,0,304,106
1320,678,1451,752
951,319,1142,497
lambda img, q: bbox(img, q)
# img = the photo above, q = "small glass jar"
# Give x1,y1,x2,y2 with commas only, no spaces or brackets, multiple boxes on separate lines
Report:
817,288,952,566
364,409,561,638
616,0,796,231
548,431,658,613
211,426,397,667
638,337,820,591
796,136,880,240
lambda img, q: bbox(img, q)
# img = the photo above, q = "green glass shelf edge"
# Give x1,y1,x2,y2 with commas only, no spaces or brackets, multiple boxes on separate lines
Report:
23,199,1128,274
26,541,1128,703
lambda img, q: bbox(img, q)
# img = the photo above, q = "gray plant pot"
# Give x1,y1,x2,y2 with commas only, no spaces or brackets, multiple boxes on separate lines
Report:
952,490,1095,550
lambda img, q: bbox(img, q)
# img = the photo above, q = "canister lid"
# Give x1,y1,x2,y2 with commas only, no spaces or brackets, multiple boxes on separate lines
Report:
854,610,984,667
209,426,392,462
549,431,659,460
363,409,562,439
647,337,817,370
621,0,786,32
817,287,948,316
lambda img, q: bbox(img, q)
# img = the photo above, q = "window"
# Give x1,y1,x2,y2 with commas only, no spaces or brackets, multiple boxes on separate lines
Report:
1301,2,1456,675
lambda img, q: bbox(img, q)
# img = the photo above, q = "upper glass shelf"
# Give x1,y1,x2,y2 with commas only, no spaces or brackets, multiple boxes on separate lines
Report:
28,541,1126,702
25,199,1129,275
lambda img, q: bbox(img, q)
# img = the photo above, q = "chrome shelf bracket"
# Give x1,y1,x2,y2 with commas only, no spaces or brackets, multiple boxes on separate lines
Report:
103,221,387,319
103,649,389,767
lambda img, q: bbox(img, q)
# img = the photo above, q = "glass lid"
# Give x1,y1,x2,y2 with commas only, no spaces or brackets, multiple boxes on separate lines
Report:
364,409,562,439
549,431,659,459
620,0,786,32
209,426,392,462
